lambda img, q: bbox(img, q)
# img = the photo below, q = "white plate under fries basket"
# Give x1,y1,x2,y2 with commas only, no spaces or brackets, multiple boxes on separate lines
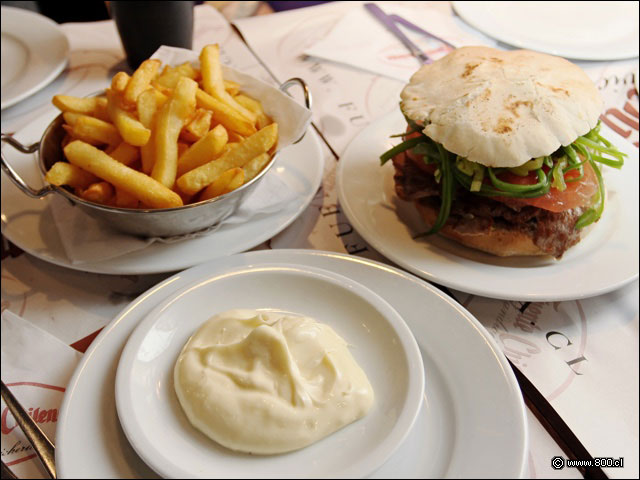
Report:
1,46,312,238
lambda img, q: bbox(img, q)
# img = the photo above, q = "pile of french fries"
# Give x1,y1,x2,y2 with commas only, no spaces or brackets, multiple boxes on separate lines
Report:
45,44,278,209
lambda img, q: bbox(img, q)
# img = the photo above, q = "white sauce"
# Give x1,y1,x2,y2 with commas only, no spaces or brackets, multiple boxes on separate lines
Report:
174,309,374,455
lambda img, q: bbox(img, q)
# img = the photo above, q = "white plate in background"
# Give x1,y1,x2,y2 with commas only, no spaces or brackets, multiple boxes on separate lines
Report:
56,250,527,478
336,110,639,301
452,1,639,60
1,6,69,110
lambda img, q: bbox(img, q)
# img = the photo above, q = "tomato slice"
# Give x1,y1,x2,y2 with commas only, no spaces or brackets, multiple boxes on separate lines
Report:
494,162,598,212
403,129,437,175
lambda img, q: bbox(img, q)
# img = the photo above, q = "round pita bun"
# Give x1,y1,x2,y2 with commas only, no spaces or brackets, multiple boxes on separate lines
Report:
401,47,602,168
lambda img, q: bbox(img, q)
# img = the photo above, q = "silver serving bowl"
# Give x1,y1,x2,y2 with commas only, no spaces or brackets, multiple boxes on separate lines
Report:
1,79,311,238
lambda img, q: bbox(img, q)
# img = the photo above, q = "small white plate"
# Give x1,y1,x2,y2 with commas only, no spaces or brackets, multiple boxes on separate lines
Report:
115,264,424,478
56,250,527,478
1,6,69,110
452,1,639,60
0,113,324,274
336,111,639,301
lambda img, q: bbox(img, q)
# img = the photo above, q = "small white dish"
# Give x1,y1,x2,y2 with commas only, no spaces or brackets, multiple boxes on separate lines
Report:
1,6,69,110
115,263,424,478
336,110,639,301
452,1,639,61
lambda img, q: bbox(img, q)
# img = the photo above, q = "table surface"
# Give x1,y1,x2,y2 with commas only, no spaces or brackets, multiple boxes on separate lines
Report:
1,2,638,479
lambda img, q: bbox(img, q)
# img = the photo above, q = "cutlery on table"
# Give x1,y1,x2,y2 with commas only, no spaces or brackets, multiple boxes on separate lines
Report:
364,3,456,65
0,381,56,479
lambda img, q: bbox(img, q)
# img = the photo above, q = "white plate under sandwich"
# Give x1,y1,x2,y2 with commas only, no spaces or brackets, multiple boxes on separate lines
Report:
336,110,639,301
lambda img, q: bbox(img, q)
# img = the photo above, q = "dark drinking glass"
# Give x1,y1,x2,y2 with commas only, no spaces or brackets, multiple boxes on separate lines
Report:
111,1,194,70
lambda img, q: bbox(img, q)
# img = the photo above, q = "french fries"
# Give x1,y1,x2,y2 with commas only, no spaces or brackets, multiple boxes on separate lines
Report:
176,123,278,196
124,59,161,105
243,152,272,183
64,141,183,209
152,76,197,187
53,95,109,121
199,45,257,124
73,115,121,146
108,141,140,166
177,124,228,176
106,89,151,146
111,72,131,93
199,168,244,201
47,44,279,211
45,162,99,189
80,181,115,205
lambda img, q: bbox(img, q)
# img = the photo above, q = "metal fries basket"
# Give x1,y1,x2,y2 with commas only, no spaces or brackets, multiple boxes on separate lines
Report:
1,79,311,238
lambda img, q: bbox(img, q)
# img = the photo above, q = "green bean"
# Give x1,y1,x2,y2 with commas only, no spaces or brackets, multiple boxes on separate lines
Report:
551,157,568,191
380,137,426,165
575,156,605,229
488,167,548,193
563,145,580,165
424,144,454,234
453,167,552,198
574,137,625,162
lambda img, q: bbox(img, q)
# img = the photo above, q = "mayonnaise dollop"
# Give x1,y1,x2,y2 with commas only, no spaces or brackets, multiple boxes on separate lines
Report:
174,309,374,454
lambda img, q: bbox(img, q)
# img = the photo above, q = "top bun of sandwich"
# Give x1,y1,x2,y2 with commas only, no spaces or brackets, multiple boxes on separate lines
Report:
400,46,603,167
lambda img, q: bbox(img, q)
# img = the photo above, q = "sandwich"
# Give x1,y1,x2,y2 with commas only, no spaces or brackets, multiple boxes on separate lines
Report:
381,46,625,258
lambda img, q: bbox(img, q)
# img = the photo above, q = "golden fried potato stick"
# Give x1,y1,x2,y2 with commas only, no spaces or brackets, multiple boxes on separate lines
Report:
64,140,183,208
176,123,277,196
195,89,256,137
73,115,122,146
155,62,199,89
199,167,245,201
80,181,115,205
111,72,131,93
137,89,161,174
175,62,200,81
106,89,151,146
177,124,228,176
62,112,83,126
45,161,99,189
181,108,213,142
234,93,272,129
62,124,102,146
199,44,257,124
223,80,240,96
114,188,139,208
242,152,272,183
124,59,161,105
151,76,198,187
108,141,140,166
53,95,110,121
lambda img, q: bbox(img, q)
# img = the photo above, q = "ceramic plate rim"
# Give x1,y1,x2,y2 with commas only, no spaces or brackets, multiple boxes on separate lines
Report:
115,263,424,478
1,6,69,110
451,1,639,60
336,110,639,301
56,249,528,479
0,114,324,275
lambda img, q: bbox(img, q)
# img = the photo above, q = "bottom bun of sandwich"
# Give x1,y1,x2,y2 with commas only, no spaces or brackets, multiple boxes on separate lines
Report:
412,198,588,258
